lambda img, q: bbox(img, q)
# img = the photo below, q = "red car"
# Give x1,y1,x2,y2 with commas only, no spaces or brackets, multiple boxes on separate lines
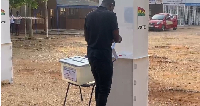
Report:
149,13,178,31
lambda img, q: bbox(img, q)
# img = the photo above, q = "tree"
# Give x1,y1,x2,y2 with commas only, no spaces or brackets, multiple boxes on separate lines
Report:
9,0,48,38
45,0,48,38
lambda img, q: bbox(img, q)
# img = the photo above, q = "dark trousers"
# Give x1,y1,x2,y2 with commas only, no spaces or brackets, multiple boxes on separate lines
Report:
88,57,113,106
10,23,15,34
15,24,20,36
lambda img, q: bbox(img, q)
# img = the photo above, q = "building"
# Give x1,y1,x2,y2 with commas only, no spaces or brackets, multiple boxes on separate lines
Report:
47,0,99,29
149,0,200,26
162,0,200,25
149,4,163,17
10,0,99,32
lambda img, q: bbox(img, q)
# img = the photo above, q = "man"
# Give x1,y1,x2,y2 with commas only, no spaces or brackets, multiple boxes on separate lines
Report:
84,0,122,106
10,13,15,35
14,11,22,36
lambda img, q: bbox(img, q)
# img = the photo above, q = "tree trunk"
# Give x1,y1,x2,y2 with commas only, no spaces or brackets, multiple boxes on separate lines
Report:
25,4,27,37
45,1,48,37
28,4,33,38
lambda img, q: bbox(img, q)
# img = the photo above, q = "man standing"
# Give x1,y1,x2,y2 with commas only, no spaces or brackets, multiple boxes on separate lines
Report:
10,13,15,35
14,11,22,36
84,0,122,106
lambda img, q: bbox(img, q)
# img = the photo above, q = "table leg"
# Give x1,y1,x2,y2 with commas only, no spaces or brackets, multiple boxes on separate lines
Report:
79,86,84,101
88,84,95,106
63,83,71,106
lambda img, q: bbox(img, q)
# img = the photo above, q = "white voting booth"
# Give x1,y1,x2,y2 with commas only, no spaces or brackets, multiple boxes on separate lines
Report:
1,0,13,83
99,0,149,106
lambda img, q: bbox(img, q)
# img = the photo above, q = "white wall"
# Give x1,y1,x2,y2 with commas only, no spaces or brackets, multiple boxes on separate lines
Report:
1,0,11,44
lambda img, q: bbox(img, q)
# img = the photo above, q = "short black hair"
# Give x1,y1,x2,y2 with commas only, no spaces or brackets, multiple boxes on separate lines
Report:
102,0,115,6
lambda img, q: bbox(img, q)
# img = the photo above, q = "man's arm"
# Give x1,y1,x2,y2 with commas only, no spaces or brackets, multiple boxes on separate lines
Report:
113,30,122,43
111,13,122,43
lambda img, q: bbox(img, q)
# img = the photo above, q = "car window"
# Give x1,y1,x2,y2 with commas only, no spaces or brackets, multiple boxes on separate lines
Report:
165,15,171,20
151,14,165,20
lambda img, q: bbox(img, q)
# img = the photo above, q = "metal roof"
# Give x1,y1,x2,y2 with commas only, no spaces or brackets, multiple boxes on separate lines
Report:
56,0,99,8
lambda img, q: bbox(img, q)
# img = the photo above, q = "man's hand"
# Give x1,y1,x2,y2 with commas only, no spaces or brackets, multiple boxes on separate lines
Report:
112,35,122,43
118,35,122,43
113,30,122,43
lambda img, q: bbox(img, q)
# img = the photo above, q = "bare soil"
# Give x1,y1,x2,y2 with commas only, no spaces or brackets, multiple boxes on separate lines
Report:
1,27,200,106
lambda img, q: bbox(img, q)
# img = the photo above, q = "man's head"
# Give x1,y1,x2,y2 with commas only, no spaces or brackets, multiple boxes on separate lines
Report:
16,11,19,15
101,0,115,11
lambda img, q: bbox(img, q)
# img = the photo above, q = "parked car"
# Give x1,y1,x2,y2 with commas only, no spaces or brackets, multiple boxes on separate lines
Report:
149,13,178,31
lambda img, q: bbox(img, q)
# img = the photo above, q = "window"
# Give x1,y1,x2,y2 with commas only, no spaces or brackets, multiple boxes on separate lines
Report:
50,9,54,17
60,8,66,15
68,8,78,15
166,15,171,20
66,8,80,19
151,14,165,20
36,10,43,18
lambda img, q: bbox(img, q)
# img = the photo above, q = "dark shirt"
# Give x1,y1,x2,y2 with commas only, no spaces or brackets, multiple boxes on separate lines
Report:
84,6,118,61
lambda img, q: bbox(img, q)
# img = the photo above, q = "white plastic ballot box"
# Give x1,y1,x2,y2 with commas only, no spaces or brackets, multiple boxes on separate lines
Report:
99,0,149,106
59,56,94,85
1,0,13,83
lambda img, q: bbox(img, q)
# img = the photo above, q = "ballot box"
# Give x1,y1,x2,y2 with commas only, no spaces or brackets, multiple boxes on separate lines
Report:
59,56,94,85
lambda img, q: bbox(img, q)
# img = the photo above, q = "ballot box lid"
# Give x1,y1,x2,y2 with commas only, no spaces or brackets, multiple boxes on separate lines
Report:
59,56,90,67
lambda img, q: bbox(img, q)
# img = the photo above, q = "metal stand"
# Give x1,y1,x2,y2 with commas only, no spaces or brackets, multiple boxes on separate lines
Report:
63,82,95,106
63,52,116,106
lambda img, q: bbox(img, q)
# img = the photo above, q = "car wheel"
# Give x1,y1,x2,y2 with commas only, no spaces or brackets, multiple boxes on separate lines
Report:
161,25,165,31
173,27,177,30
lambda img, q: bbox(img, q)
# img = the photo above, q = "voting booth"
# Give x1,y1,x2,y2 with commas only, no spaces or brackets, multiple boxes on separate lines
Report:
1,0,13,83
99,0,149,106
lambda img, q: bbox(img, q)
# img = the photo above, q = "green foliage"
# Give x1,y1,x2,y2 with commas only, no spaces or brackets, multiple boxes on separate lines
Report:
9,0,48,9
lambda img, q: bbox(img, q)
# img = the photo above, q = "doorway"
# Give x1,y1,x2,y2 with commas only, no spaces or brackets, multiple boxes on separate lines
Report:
49,9,56,29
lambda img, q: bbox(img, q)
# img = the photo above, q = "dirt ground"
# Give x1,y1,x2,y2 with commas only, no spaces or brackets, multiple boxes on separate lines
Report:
1,27,200,106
